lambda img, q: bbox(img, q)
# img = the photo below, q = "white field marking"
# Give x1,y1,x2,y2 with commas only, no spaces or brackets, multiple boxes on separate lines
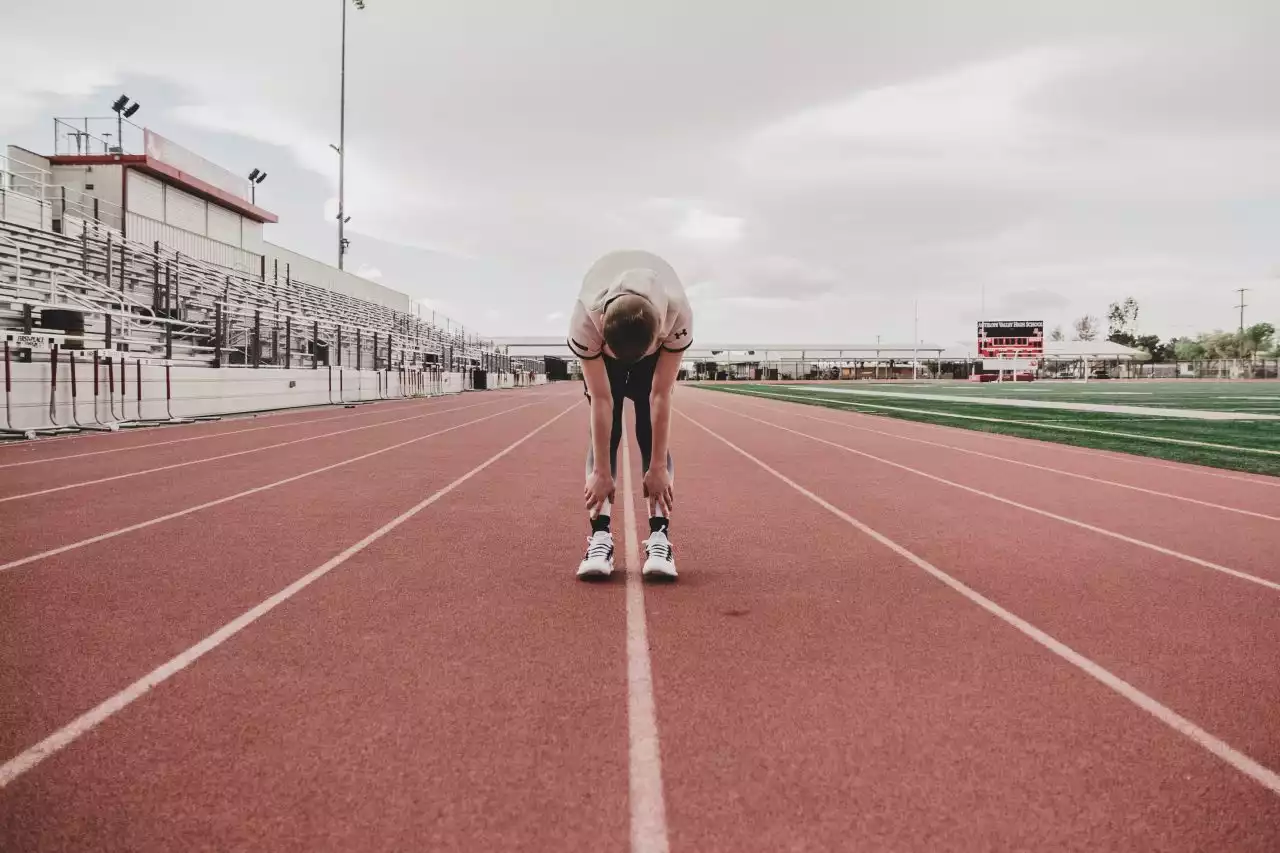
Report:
1218,396,1280,401
0,395,457,470
723,395,1280,523
0,397,505,503
711,387,1280,490
691,400,1280,594
678,410,1280,797
0,402,577,789
621,436,671,853
748,389,1280,456
783,385,1280,421
0,400,546,574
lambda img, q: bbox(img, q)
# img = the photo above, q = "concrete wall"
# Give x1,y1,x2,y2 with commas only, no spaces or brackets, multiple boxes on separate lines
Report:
0,189,50,231
126,211,262,275
0,357,518,437
49,163,123,221
262,242,413,313
2,147,53,231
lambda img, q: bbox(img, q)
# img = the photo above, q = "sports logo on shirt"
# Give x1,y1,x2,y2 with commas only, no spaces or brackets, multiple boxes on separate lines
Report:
673,328,688,339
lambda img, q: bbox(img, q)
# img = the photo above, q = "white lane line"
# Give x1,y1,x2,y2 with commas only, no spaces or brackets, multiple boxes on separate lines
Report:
782,385,1280,421
0,402,576,789
771,392,1280,452
0,400,547,573
724,395,1280,523
0,396,450,470
621,435,671,853
0,398,504,503
679,410,1280,797
691,400,1280,594
713,387,1280,489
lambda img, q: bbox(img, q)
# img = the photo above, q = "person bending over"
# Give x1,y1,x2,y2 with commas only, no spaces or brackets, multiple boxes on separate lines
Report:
569,250,693,580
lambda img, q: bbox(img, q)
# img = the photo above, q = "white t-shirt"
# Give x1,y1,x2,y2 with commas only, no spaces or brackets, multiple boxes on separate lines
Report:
567,250,694,360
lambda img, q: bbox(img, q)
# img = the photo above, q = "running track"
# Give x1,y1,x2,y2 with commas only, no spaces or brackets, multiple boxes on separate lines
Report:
1,383,1278,850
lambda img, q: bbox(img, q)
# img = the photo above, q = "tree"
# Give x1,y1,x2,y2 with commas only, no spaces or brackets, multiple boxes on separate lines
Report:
1107,297,1140,340
1108,330,1137,347
1049,325,1065,342
1133,334,1169,362
1241,322,1276,357
1072,315,1099,341
1173,338,1206,361
1202,331,1240,359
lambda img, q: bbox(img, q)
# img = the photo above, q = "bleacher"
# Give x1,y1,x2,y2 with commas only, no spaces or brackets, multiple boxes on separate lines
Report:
0,205,510,376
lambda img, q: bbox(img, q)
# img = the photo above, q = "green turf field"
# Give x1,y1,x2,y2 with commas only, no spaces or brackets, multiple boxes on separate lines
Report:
696,381,1280,477
794,380,1280,414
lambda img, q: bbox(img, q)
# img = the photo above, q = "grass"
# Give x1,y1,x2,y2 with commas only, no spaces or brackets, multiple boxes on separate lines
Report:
695,383,1280,478
792,380,1280,414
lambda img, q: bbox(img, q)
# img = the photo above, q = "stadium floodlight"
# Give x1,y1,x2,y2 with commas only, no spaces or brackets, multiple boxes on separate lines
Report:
248,169,267,203
109,95,140,153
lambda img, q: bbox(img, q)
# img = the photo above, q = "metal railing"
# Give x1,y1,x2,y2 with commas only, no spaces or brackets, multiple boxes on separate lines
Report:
53,116,144,156
1,216,519,374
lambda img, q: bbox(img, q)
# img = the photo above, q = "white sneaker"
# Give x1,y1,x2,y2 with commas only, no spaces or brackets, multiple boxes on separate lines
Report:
642,530,677,579
577,530,615,579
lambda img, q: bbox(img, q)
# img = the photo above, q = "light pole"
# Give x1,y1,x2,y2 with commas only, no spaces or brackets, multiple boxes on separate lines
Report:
248,169,267,205
337,0,366,270
109,95,140,154
912,299,919,380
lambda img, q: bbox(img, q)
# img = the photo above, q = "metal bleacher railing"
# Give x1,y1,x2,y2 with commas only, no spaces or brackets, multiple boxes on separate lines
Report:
1,159,514,379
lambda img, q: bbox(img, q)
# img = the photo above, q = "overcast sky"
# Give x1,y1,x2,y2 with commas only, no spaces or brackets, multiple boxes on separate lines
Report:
3,0,1278,346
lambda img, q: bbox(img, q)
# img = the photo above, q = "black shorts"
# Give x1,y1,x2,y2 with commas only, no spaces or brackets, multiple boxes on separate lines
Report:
581,351,659,406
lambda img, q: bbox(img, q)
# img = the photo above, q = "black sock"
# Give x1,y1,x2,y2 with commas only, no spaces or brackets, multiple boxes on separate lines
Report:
591,514,612,533
649,516,669,535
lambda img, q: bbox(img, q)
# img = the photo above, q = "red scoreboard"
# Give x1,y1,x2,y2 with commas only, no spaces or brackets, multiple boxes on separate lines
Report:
977,320,1044,359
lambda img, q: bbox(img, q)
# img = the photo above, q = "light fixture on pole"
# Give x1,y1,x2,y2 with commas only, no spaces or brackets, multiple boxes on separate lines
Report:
248,168,267,205
109,95,141,154
337,0,367,270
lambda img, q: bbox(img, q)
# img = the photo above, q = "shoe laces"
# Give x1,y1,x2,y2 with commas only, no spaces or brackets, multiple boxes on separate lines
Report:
586,531,613,559
645,532,672,561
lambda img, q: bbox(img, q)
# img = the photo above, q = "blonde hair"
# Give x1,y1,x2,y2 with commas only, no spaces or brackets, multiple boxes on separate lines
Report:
602,294,659,364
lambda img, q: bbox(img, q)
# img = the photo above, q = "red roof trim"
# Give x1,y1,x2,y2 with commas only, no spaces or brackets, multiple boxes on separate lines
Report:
48,154,279,224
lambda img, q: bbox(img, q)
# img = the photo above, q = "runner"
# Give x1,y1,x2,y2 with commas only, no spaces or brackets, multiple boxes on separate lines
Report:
568,250,693,579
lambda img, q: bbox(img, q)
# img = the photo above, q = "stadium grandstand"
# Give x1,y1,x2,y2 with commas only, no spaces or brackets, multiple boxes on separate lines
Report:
1,120,543,439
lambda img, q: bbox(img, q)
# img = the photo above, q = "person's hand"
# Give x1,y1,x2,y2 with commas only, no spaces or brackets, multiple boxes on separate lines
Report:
584,469,615,517
643,465,674,516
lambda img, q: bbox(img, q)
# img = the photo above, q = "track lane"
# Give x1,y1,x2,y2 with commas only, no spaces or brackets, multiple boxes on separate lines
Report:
0,393,578,759
675,395,1280,787
713,386,1280,507
0,393,542,498
0,399,631,852
695,390,1280,584
0,395,553,563
638,400,1279,851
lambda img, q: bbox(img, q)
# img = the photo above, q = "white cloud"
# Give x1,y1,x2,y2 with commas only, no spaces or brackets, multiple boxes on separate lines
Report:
356,264,383,280
2,2,1277,343
675,208,745,244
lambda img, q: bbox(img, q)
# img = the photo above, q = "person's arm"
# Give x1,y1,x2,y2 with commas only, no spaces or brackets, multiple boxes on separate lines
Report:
643,347,683,514
581,355,615,516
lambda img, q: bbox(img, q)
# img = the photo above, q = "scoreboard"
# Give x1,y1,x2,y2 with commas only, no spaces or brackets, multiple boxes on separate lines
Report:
977,320,1044,359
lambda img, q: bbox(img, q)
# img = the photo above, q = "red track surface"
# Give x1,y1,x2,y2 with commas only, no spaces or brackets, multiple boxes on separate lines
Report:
1,383,1278,851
